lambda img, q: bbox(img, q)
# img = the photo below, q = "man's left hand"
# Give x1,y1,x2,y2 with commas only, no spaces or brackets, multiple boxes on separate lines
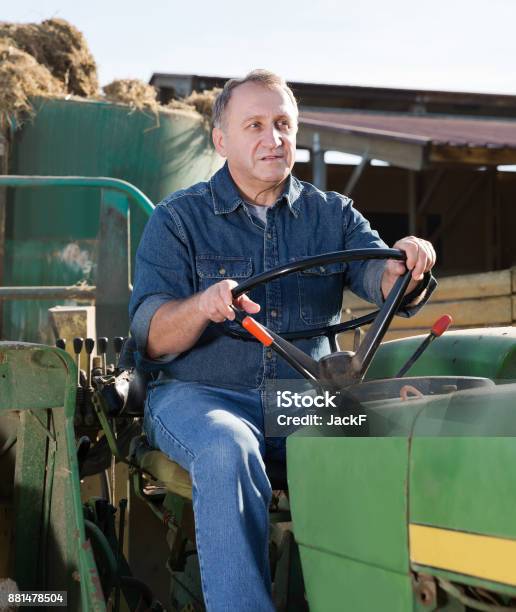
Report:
381,236,436,300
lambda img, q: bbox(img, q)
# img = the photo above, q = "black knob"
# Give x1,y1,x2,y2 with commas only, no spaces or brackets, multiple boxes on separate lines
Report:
114,337,125,354
85,338,95,355
56,338,66,350
98,337,108,354
73,337,84,355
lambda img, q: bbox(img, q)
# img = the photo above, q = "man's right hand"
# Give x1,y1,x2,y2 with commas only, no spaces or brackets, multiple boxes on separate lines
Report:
147,280,261,358
197,280,261,323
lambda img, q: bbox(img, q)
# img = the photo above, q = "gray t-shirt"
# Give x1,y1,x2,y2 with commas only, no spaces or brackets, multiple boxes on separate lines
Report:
246,202,268,224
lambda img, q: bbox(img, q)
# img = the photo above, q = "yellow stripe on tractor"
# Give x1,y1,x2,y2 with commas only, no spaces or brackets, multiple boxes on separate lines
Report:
410,523,516,587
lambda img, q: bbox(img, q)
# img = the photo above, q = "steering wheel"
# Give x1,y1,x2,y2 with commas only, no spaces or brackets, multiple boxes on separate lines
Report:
229,248,418,390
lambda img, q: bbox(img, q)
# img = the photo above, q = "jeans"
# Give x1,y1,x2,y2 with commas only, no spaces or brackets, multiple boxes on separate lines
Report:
143,379,285,612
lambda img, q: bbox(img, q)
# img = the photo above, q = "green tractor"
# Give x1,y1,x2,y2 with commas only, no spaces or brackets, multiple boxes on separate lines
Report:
2,180,516,612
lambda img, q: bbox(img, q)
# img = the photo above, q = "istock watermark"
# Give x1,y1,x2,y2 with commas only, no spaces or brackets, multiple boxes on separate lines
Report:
276,390,339,408
265,377,516,438
276,413,368,427
264,380,368,437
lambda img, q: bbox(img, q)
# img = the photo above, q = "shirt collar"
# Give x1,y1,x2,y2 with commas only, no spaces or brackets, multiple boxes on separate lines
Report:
210,161,303,217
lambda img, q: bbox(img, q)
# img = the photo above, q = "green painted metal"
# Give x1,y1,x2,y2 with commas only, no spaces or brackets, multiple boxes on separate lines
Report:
0,342,105,610
96,188,131,340
0,175,154,217
366,327,516,381
298,549,414,612
3,96,222,341
410,434,516,552
13,409,49,591
0,175,153,343
10,97,220,209
1,238,96,342
407,384,516,595
8,97,220,254
288,328,516,610
288,436,411,573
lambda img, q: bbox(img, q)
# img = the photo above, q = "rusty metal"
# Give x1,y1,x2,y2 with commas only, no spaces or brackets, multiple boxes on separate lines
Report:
412,573,437,607
299,110,516,168
301,110,516,150
400,385,424,401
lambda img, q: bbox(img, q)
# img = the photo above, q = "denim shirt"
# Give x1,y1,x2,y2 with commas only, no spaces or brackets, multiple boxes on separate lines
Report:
129,162,435,390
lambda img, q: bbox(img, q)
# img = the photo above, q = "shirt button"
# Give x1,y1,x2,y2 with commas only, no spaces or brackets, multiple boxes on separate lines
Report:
270,310,277,318
267,232,272,240
218,267,226,275
266,349,273,359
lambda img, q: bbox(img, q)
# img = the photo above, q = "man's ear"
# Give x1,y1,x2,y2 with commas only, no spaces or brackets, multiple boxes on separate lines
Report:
212,127,227,157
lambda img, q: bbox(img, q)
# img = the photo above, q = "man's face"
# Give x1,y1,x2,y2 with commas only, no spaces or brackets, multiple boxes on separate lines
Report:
212,82,298,190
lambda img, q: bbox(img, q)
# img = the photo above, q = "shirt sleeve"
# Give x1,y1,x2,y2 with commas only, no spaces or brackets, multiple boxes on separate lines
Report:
341,197,436,317
129,202,193,364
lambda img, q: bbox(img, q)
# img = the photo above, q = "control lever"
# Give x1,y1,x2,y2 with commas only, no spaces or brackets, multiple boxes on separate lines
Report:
85,338,95,388
396,314,453,378
113,337,125,370
56,338,66,351
84,338,95,426
91,356,103,379
98,337,108,375
73,337,84,426
73,337,84,386
230,306,320,381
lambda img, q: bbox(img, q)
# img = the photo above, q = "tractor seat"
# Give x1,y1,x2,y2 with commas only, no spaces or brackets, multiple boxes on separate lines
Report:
114,360,288,492
129,434,288,499
130,434,193,499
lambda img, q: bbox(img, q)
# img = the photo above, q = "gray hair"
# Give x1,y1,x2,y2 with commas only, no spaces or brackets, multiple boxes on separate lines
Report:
212,69,298,129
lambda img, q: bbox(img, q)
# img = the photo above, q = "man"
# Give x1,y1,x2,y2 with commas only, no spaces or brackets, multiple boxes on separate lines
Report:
129,69,436,611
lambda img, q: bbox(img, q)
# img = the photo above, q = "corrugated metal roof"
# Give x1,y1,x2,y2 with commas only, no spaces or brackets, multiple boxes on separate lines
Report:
300,111,516,149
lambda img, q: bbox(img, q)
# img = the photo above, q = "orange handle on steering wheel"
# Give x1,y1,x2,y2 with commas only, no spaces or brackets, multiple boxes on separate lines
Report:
241,316,274,347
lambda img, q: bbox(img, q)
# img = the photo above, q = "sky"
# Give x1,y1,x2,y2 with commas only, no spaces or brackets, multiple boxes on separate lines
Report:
3,0,516,95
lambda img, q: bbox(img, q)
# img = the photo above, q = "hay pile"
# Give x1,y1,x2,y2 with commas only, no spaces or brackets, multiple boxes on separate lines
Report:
0,18,98,96
102,81,221,127
0,39,64,125
167,88,221,125
103,79,159,114
0,18,98,126
0,16,220,131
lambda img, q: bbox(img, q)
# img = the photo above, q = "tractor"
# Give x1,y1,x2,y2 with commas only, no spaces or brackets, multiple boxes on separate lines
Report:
2,233,516,611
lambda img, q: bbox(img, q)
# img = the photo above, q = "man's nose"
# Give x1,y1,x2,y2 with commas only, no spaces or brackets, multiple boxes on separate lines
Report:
263,126,282,148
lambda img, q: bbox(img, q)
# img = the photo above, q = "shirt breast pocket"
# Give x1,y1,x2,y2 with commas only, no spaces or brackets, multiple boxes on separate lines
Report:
195,255,254,292
298,262,347,326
